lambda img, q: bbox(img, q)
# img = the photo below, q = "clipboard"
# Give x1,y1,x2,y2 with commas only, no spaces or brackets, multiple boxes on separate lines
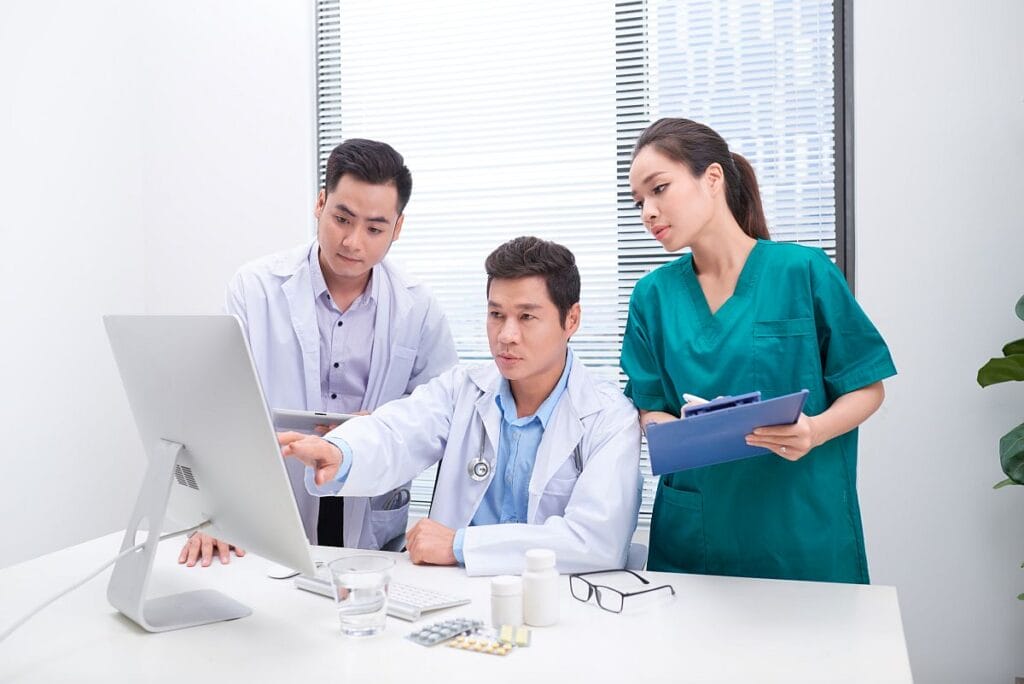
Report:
646,389,809,475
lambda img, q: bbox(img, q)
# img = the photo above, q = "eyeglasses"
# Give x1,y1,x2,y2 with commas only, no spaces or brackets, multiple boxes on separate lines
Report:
569,569,676,613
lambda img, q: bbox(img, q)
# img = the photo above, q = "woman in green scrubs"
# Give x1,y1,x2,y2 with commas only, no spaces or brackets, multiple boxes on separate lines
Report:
622,118,895,584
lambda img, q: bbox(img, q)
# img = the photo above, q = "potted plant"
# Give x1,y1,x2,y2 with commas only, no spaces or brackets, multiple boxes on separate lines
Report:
977,293,1024,600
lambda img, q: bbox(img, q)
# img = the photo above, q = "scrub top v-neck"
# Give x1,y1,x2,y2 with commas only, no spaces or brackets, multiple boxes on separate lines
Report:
621,240,896,584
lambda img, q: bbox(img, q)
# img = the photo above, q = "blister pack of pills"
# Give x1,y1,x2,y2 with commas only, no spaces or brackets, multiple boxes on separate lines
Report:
446,634,511,656
497,624,531,647
406,618,484,647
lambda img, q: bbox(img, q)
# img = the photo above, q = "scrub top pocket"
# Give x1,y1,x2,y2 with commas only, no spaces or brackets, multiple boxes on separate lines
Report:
648,478,707,574
753,318,822,407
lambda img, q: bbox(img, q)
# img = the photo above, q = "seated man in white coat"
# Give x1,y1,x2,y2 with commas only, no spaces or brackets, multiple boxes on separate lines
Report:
281,236,642,576
180,139,457,567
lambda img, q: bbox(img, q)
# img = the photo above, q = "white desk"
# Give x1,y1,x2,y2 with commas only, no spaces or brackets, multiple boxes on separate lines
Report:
0,533,912,683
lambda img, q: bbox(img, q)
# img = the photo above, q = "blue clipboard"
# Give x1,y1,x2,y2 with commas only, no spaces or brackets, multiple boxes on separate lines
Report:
646,389,809,475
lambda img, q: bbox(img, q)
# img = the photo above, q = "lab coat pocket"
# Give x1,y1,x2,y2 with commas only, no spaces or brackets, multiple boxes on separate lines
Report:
536,472,578,520
753,317,820,399
382,344,418,397
649,479,706,573
369,502,410,551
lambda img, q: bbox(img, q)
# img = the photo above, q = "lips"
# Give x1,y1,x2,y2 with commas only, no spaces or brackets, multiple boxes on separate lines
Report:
651,225,670,241
336,253,361,264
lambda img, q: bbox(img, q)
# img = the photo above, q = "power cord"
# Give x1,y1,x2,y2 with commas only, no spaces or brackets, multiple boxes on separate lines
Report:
0,519,212,643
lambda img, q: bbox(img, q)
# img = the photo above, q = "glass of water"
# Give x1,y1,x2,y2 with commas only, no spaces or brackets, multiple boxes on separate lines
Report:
327,555,394,636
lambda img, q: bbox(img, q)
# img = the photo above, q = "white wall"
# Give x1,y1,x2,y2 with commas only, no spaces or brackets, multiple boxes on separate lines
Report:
0,1,315,568
855,1,1024,681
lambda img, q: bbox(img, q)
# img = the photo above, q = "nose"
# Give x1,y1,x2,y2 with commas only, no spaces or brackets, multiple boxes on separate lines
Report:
643,198,659,224
340,227,360,252
497,318,519,344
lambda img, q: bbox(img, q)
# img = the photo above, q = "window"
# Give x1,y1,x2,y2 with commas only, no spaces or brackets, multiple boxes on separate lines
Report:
315,0,849,521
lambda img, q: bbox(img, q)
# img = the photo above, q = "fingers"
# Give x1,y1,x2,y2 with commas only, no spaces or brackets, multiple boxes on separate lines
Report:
186,535,202,567
178,537,191,564
218,539,230,565
277,431,305,446
234,546,246,557
201,535,214,567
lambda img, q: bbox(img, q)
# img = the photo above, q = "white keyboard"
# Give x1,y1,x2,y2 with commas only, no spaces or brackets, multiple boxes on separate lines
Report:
293,573,471,621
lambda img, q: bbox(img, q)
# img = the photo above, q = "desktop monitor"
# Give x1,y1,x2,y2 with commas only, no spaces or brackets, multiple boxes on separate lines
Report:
104,314,316,632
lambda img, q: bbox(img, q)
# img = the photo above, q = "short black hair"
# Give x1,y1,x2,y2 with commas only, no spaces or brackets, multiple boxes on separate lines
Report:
485,236,580,327
323,138,412,214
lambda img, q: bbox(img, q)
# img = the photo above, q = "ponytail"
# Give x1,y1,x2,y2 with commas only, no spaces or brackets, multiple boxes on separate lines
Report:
727,152,769,240
633,118,771,240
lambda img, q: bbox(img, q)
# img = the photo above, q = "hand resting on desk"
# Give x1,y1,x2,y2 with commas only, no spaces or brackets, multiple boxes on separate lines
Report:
178,532,245,567
406,518,457,566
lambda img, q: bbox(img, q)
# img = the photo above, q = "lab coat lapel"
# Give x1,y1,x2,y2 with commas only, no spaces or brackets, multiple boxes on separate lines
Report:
280,253,321,411
362,263,393,410
527,360,593,522
451,365,501,524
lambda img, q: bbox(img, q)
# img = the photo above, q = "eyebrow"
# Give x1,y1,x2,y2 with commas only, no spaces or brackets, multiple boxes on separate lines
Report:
487,301,543,311
333,203,391,224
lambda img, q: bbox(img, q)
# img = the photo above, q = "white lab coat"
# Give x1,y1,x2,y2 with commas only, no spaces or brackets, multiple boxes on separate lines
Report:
227,241,457,549
323,359,643,576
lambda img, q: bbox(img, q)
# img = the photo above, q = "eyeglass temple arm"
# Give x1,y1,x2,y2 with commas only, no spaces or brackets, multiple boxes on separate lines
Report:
570,568,651,585
620,583,676,599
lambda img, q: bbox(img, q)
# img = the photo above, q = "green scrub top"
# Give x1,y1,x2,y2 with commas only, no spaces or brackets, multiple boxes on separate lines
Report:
621,240,896,584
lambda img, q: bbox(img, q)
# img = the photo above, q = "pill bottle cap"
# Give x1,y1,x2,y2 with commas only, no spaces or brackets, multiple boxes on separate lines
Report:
524,548,556,571
491,575,523,596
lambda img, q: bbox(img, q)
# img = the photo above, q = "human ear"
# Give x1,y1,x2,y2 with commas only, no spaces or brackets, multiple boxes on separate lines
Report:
314,189,326,219
392,214,404,242
565,303,582,337
703,163,725,195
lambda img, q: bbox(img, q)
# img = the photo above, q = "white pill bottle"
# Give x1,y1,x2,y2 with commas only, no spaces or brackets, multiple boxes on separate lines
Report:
522,548,559,627
490,575,524,628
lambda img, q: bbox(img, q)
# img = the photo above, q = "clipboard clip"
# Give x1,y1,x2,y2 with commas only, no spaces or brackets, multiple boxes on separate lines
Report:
683,391,762,418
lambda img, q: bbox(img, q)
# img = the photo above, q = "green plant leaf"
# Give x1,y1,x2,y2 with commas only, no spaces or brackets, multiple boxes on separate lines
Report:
993,478,1017,489
1000,422,1024,484
1004,338,1024,356
1016,294,1024,322
1018,593,1023,600
977,355,1024,386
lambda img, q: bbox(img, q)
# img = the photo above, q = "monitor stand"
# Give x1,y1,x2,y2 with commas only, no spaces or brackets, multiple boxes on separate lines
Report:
107,439,252,632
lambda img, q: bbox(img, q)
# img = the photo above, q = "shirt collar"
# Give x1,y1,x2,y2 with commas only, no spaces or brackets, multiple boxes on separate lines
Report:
495,348,574,428
309,244,379,309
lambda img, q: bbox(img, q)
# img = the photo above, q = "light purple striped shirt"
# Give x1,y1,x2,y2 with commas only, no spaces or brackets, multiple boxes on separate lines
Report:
308,245,377,413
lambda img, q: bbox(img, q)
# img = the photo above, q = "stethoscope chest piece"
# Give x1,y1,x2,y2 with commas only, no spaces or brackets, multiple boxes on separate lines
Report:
467,457,490,481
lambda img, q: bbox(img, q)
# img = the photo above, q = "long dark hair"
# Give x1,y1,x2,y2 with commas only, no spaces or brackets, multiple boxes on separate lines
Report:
633,118,770,240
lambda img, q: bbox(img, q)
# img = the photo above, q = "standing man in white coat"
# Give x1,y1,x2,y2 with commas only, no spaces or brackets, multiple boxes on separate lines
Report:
280,237,642,576
180,139,457,566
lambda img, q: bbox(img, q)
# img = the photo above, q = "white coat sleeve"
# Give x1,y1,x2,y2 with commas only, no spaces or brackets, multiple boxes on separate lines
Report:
325,367,460,497
406,294,458,394
461,398,643,576
224,271,250,340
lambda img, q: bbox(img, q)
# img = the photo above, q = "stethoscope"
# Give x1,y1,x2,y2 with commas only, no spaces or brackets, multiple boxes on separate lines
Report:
467,429,491,482
465,426,585,482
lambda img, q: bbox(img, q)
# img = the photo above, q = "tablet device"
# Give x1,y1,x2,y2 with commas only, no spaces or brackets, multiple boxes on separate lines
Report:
271,408,356,433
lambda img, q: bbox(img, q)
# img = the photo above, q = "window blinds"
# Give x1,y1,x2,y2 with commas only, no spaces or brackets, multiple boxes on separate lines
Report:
315,0,841,521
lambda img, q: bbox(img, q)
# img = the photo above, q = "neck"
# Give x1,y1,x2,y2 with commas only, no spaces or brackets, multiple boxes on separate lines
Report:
318,251,372,310
508,352,568,418
689,214,756,278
